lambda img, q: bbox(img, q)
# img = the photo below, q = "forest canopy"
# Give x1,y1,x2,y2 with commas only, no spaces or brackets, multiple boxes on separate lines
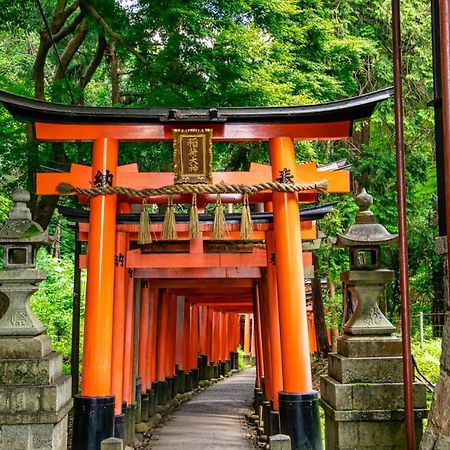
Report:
0,0,441,338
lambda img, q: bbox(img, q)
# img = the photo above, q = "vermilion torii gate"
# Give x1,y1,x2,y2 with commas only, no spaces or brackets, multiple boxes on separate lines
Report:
0,88,391,450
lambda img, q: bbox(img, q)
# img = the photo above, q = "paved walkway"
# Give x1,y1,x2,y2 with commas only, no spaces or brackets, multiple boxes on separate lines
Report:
148,368,256,449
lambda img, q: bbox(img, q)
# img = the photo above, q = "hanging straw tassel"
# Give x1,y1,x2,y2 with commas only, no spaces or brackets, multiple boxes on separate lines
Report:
213,194,227,239
189,193,200,239
138,199,152,244
162,195,177,240
240,193,253,240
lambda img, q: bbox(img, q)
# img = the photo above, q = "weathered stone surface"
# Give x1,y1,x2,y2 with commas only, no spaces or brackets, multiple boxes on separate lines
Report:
0,415,67,450
420,370,450,449
0,352,62,385
32,416,68,450
0,376,72,424
341,272,396,336
337,335,402,358
0,335,52,359
269,434,291,450
324,412,424,450
328,353,403,384
321,376,427,411
0,270,47,336
321,399,428,422
101,437,124,449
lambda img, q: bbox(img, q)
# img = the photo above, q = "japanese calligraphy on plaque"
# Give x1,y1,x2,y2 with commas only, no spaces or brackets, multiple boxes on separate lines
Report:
173,129,213,184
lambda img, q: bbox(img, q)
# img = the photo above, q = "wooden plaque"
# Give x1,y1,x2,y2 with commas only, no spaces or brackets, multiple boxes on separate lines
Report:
173,129,213,184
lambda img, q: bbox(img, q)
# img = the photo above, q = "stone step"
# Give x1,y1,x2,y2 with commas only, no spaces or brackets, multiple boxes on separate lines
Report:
0,335,52,359
336,335,403,358
320,375,427,411
0,351,62,385
328,353,403,384
0,375,72,423
322,404,425,450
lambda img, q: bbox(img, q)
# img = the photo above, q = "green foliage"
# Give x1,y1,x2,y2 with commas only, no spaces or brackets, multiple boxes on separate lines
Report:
412,339,441,388
0,0,443,348
31,250,85,373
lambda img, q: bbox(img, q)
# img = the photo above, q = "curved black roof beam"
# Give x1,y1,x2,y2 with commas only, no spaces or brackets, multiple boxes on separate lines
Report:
0,88,393,125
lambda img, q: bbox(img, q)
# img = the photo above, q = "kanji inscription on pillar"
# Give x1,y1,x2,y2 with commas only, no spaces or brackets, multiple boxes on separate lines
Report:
173,129,213,184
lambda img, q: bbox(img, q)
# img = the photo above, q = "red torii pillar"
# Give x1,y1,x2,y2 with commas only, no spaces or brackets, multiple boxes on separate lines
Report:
111,204,129,424
155,290,170,405
72,138,118,449
264,231,284,428
269,136,321,448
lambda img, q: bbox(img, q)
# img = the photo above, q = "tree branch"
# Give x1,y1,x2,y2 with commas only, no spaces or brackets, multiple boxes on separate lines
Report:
51,1,80,34
53,19,89,81
83,2,149,65
77,34,107,97
53,12,84,43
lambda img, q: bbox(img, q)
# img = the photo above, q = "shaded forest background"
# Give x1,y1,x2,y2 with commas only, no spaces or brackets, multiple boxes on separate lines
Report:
0,0,442,365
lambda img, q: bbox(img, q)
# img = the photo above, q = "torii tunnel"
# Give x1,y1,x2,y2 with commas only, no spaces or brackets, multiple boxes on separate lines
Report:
0,88,391,450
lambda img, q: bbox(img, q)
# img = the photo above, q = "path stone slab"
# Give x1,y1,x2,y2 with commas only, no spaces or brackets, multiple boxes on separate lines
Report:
148,368,255,449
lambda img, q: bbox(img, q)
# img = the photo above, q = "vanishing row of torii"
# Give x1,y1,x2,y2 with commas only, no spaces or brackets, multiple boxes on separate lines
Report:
0,87,392,448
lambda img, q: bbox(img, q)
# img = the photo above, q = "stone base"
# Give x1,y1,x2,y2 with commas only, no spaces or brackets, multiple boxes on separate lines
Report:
0,335,72,450
0,335,52,359
323,411,423,450
321,336,427,450
0,414,68,450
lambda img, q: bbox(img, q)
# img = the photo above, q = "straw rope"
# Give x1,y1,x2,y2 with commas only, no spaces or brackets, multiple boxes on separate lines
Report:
57,179,329,198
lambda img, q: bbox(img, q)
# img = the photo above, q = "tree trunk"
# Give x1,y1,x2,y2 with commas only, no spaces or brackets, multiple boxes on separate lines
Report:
108,41,120,105
421,239,450,448
312,253,331,357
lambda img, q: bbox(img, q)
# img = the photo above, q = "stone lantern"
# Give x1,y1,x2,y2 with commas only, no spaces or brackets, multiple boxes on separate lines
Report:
0,188,72,450
335,188,398,335
321,189,427,450
0,187,53,335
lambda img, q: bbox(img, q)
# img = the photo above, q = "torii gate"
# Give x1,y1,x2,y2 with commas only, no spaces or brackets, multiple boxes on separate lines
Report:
0,88,391,450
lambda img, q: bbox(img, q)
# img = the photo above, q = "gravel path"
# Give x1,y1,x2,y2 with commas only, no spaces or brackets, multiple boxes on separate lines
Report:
147,368,256,449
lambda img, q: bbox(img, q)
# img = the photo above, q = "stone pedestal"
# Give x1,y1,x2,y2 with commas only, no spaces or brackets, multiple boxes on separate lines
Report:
0,335,72,449
321,335,427,449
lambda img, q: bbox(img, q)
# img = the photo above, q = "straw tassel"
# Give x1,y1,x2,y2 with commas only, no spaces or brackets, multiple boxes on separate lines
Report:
189,193,200,239
213,194,227,239
162,195,177,240
240,193,253,240
138,200,152,244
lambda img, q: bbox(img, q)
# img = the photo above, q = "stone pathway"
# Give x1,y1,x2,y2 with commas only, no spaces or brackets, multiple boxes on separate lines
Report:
147,368,256,449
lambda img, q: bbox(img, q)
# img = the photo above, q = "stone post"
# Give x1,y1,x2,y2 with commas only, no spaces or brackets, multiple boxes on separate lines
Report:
0,189,72,449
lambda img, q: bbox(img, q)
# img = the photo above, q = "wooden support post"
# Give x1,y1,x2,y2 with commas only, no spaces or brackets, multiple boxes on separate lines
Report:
269,136,312,392
207,307,214,363
156,290,169,382
269,136,321,448
82,137,118,396
149,289,159,384
258,282,273,403
183,300,191,371
132,278,141,405
74,138,118,449
145,288,155,389
265,231,284,410
111,209,129,415
167,294,177,377
199,306,208,357
71,225,81,397
253,285,264,389
138,281,151,392
176,296,185,370
189,304,199,370
122,272,135,405
251,315,256,357
244,314,251,353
